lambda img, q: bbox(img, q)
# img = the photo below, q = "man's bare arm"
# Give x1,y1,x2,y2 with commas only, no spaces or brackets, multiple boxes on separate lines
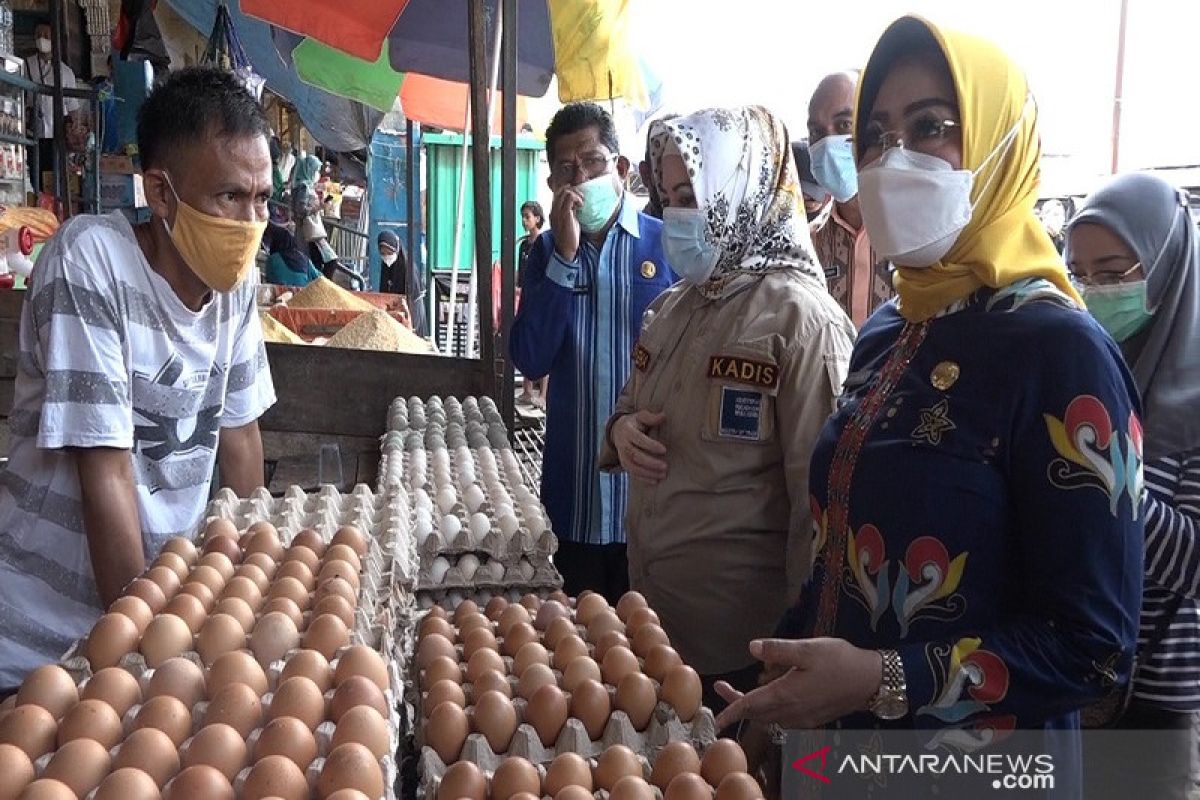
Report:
218,420,266,497
74,447,143,608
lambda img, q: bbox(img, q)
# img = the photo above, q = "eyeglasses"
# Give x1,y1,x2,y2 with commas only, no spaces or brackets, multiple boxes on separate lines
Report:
550,152,616,183
857,116,961,160
1070,262,1142,287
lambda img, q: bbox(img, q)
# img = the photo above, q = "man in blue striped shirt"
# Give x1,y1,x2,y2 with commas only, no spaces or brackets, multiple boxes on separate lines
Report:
511,103,674,602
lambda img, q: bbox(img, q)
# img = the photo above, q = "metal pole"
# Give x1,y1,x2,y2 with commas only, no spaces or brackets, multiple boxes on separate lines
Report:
446,96,471,355
467,0,494,391
405,117,424,336
498,0,517,434
49,0,68,215
1110,0,1129,174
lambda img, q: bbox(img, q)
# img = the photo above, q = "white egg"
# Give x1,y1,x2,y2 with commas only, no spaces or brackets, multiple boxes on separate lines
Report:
436,487,458,514
429,556,451,583
459,465,477,487
495,503,515,520
528,514,546,536
469,512,491,544
447,590,465,608
457,553,480,580
463,485,485,513
498,514,520,539
415,489,432,511
442,513,463,542
415,514,432,539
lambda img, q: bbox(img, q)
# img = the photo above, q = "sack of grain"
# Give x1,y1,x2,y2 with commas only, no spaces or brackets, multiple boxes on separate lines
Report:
325,309,435,354
286,275,377,311
259,311,307,345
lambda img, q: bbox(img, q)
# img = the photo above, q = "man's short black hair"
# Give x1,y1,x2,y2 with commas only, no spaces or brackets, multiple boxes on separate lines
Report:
520,200,544,227
137,66,270,170
544,102,619,163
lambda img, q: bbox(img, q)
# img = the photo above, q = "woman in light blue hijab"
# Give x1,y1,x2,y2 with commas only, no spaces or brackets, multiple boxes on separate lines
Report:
1067,172,1200,799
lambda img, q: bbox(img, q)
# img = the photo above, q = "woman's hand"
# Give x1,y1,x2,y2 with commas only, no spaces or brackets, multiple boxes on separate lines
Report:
612,410,668,484
714,638,884,730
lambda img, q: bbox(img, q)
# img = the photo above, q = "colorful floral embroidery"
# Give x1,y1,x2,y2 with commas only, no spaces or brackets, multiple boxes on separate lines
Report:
919,637,1010,724
1044,395,1144,518
847,524,891,630
892,537,968,636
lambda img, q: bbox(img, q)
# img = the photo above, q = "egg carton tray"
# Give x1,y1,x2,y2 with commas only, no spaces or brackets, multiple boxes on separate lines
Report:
415,554,560,594
385,395,505,434
415,587,571,614
378,439,532,496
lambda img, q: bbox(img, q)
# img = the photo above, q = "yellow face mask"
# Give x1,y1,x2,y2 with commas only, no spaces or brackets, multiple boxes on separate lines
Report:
162,174,267,292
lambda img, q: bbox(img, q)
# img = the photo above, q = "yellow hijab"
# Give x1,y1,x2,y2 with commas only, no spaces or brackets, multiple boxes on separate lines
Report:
855,16,1082,322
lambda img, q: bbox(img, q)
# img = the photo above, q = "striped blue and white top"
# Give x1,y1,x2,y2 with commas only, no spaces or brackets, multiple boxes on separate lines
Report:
1135,450,1200,710
0,213,276,689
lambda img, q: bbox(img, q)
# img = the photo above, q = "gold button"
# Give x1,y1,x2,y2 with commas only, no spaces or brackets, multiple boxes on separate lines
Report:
640,260,657,279
930,361,960,391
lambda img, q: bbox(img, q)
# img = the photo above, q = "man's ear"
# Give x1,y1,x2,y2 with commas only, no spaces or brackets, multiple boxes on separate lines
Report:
142,167,173,223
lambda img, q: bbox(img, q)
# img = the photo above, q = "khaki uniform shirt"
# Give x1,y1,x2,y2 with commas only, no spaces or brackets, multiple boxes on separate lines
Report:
811,204,894,327
599,270,855,674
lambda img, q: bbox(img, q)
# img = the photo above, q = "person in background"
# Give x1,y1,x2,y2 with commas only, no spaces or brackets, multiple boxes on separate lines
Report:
716,17,1142,796
807,69,894,327
24,23,80,192
601,106,854,711
791,139,831,225
263,220,320,287
1039,197,1067,254
517,200,547,406
511,102,675,603
638,112,678,220
377,229,408,295
0,67,276,690
1066,173,1200,800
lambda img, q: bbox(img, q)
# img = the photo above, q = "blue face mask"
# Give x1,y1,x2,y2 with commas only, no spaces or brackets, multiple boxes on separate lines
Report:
575,174,622,233
661,207,720,285
808,134,859,203
1083,279,1154,342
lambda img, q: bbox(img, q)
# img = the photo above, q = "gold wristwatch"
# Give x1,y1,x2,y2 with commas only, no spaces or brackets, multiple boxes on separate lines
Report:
868,649,909,721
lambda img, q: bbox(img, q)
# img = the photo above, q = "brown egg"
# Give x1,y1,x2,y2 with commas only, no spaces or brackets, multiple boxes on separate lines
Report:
562,657,602,692
502,622,538,658
662,665,702,722
436,760,486,800
461,626,498,660
244,552,278,580
331,675,388,723
213,597,256,634
526,683,568,746
700,740,749,789
163,592,208,634
19,778,80,799
250,611,301,669
455,612,492,640
201,534,243,564
496,603,532,637
266,576,311,612
16,665,77,720
715,772,763,800
615,591,648,622
154,551,191,581
112,727,180,787
220,575,264,611
177,581,216,612
235,563,271,595
0,704,56,759
466,648,506,683
133,694,192,748
190,563,228,594
331,525,368,557
281,649,333,694
200,551,237,581
601,645,641,687
285,543,321,572
632,624,671,658
545,752,593,796
512,641,550,676
625,606,661,635
147,657,206,710
569,678,611,739
472,689,517,752
204,682,262,738
42,737,110,797
162,764,234,800
314,577,357,609
594,630,632,663
324,544,362,573
418,614,456,642
575,593,609,626
261,597,305,630
255,715,318,768
509,794,541,800
125,578,168,614
666,772,714,800
424,701,469,763
145,564,182,596
292,528,327,557
595,744,643,790
611,775,658,800
489,756,540,800
243,754,308,800
316,742,384,799
644,645,684,683
520,593,542,612
161,536,199,565
0,743,35,799
140,614,194,668
333,644,389,692
109,595,154,633
317,561,360,594
516,663,555,700
304,614,351,660
484,595,510,621
556,787,595,800
243,528,285,562
207,650,269,697
330,705,390,759
269,676,326,731
651,742,702,789
587,610,625,644
422,656,462,688
616,672,658,730
94,768,162,800
553,634,590,671
180,721,246,781
197,613,247,666
470,669,512,700
313,594,357,629
58,698,123,749
86,612,141,670
276,560,316,592
204,518,239,540
452,599,480,625
82,667,143,717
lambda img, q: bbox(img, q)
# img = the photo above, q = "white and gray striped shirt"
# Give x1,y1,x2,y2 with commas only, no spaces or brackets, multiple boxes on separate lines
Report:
1134,450,1200,710
0,212,275,689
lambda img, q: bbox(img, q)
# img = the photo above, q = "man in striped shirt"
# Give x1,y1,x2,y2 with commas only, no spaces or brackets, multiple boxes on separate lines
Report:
511,103,674,602
0,68,276,690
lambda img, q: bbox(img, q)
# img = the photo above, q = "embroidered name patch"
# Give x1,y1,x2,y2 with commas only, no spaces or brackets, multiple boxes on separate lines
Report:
633,343,651,372
719,387,764,440
708,355,779,389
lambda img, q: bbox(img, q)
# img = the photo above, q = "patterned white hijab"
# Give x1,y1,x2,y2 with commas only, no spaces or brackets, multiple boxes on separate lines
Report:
649,105,823,300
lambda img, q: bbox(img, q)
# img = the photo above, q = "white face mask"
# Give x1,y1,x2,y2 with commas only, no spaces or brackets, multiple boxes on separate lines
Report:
856,102,1028,268
661,207,720,285
36,38,51,55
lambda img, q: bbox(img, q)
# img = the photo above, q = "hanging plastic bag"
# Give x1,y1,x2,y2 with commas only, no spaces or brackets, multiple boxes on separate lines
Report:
201,2,266,101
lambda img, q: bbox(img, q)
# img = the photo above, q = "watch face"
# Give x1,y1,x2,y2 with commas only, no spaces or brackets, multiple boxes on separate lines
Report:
874,695,909,721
